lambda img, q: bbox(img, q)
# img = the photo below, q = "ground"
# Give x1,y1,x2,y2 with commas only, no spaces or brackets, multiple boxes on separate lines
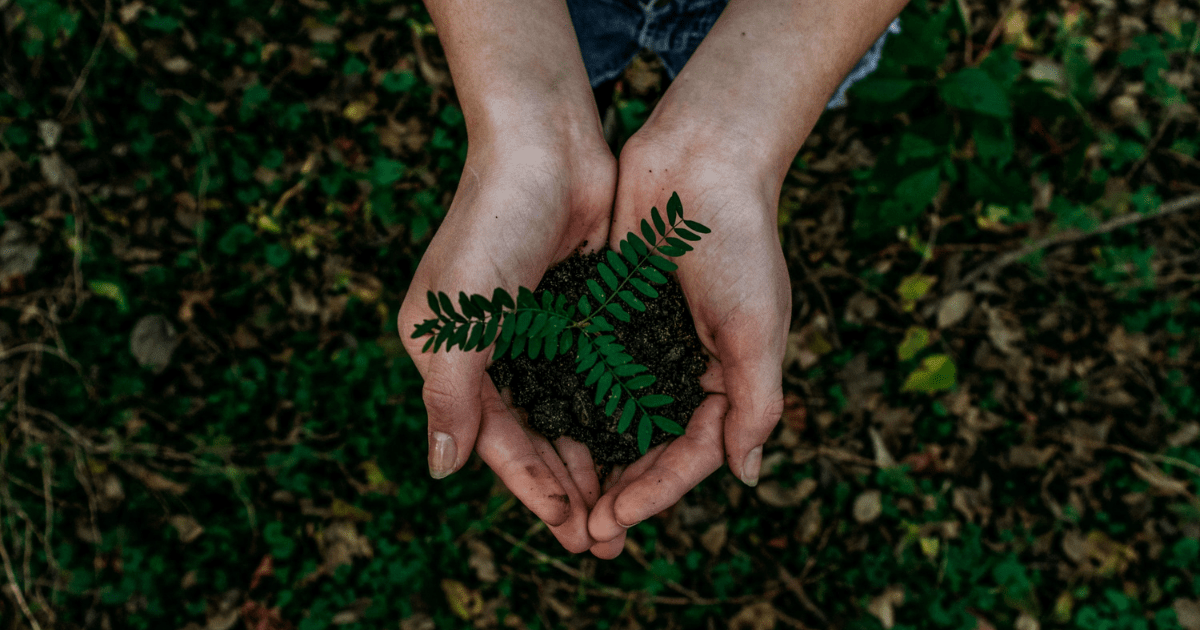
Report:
0,0,1198,629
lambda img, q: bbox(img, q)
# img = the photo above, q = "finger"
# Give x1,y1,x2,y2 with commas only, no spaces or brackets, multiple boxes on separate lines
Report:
530,433,594,554
589,534,626,560
588,443,668,543
555,436,600,510
418,349,490,479
717,327,785,488
610,394,727,529
476,381,572,527
698,358,724,394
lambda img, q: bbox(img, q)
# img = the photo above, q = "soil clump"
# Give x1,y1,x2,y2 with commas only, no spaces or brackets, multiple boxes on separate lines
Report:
488,252,707,471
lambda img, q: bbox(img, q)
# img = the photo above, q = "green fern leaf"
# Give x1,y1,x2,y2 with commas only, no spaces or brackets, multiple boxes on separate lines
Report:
510,334,526,358
605,351,632,366
592,316,614,332
618,290,645,312
481,315,500,349
422,336,435,353
585,362,604,386
587,278,606,303
576,351,597,373
629,278,659,298
517,286,536,308
659,245,685,257
427,291,441,315
628,233,649,256
626,374,655,389
494,314,514,357
471,293,493,315
459,292,483,318
618,398,637,432
638,266,667,284
516,310,533,334
652,416,685,435
614,363,647,376
606,250,628,277
637,415,652,453
606,303,630,322
527,312,549,337
647,254,677,272
558,330,571,355
668,192,683,222
641,220,656,245
543,336,557,360
411,319,438,339
451,323,470,349
540,290,553,310
595,372,613,405
527,334,542,359
578,332,592,354
604,392,620,416
651,208,666,236
492,287,514,310
434,325,453,352
683,219,710,234
665,237,693,252
639,394,672,408
438,292,463,323
620,239,639,266
578,295,592,316
597,262,619,290
466,321,485,349
675,228,701,242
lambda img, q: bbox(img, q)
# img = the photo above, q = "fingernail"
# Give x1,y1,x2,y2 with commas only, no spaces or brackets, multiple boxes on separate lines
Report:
616,516,640,529
429,431,456,480
741,445,762,487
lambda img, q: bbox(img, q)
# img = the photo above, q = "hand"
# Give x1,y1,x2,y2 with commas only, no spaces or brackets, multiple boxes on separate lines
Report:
398,133,616,553
586,127,790,558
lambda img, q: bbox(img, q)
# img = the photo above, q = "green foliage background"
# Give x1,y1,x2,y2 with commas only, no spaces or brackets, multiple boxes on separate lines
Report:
0,0,1197,628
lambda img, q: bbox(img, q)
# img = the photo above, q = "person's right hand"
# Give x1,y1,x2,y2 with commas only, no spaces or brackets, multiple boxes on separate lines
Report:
397,131,616,553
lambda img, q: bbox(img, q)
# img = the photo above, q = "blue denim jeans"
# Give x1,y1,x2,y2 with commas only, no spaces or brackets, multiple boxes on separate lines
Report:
565,0,900,109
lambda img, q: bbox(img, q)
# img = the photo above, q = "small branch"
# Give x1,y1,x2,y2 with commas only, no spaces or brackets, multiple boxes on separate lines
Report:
58,0,112,121
0,508,42,630
952,193,1200,292
779,566,829,626
794,256,841,351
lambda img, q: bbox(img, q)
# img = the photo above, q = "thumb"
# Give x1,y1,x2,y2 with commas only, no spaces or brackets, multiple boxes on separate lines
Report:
718,325,786,488
421,350,489,479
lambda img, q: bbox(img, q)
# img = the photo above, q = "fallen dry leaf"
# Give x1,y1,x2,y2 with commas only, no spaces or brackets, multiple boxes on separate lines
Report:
853,489,883,523
169,515,204,544
130,314,180,373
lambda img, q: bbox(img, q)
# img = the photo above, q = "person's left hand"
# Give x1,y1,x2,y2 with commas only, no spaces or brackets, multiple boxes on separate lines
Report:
585,124,792,559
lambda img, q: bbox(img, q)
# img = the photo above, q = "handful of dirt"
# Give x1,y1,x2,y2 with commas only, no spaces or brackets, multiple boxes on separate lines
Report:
488,252,707,469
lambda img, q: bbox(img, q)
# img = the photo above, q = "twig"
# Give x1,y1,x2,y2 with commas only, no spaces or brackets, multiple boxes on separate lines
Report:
492,527,777,606
779,565,829,626
952,193,1200,292
0,500,42,630
795,256,841,351
1055,434,1200,477
58,0,112,120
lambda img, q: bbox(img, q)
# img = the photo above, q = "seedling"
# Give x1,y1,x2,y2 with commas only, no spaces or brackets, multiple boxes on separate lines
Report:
411,192,709,454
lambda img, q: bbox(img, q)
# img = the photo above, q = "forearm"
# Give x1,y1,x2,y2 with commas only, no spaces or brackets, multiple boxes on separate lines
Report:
423,0,604,148
643,0,909,183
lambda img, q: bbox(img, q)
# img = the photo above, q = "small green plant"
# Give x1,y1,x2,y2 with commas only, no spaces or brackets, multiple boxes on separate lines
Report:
411,192,709,454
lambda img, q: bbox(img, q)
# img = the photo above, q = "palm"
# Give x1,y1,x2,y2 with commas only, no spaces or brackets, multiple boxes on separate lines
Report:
399,144,616,553
585,138,790,558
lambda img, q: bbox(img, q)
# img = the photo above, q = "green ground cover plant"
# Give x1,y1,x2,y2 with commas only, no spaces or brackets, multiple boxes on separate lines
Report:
0,0,1198,628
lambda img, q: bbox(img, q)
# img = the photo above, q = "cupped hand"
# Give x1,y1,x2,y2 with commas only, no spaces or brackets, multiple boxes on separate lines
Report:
587,129,791,557
398,135,616,553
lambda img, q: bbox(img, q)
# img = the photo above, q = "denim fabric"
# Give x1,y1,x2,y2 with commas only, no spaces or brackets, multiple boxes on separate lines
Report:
565,0,900,109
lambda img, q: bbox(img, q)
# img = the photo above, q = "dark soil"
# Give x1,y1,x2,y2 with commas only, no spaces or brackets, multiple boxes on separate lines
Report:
488,252,708,471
